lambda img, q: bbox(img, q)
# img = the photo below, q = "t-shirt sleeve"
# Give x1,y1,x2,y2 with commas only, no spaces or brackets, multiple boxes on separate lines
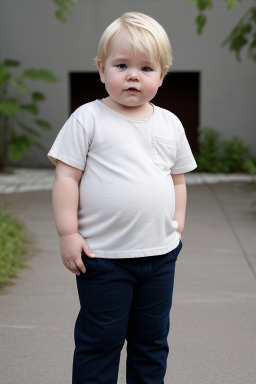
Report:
47,115,89,171
171,130,197,174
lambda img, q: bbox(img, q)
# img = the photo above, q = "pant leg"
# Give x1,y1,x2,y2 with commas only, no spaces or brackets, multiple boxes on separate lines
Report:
126,242,182,384
73,256,136,384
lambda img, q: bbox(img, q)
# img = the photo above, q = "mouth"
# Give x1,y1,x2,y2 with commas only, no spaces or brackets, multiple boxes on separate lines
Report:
125,87,140,93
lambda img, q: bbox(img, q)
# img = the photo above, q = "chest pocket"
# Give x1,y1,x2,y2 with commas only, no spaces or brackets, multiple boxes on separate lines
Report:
151,135,177,171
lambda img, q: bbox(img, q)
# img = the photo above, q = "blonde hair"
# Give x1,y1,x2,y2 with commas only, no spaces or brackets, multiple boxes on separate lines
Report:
96,12,172,70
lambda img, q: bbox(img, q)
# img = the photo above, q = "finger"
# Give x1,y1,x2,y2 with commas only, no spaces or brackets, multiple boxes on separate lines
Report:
63,260,70,270
75,259,86,274
82,241,95,258
62,257,71,268
65,260,74,273
69,260,81,275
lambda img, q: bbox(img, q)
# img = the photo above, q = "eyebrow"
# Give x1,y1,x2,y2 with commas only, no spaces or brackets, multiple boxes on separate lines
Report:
112,57,131,62
112,57,154,65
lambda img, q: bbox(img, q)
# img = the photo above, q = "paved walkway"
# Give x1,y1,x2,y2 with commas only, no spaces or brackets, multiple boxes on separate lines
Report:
0,170,256,383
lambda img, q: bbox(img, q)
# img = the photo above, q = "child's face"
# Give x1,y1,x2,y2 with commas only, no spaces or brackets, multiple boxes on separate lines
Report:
97,31,167,114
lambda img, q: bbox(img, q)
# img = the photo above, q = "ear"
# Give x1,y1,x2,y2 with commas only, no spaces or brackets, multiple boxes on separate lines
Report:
159,66,168,87
97,60,105,83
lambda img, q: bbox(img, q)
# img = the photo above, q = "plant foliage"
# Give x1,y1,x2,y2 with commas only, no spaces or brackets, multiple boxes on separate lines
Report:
222,6,256,61
195,127,256,173
0,211,28,290
195,127,220,172
190,0,256,61
53,0,78,23
0,60,58,171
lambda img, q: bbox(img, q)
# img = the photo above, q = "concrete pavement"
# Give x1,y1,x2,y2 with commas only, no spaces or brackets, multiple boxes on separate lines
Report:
0,172,256,383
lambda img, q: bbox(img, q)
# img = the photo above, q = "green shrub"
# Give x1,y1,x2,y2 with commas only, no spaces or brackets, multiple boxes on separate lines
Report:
0,59,58,171
195,127,256,174
243,156,256,175
195,127,221,172
220,137,250,173
0,211,28,289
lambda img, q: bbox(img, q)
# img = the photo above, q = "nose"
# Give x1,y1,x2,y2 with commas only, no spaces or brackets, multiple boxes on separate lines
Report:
127,69,139,81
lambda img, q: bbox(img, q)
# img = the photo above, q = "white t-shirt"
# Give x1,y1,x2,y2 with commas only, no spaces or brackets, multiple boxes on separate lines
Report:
48,100,197,258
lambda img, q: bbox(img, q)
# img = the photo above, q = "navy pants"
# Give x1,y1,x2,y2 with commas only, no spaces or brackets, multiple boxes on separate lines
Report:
72,241,182,384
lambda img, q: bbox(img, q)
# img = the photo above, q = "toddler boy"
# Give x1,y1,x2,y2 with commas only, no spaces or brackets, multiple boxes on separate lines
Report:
48,11,197,384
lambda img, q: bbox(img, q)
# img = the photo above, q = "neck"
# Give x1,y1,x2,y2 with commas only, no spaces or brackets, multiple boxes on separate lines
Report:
101,97,154,118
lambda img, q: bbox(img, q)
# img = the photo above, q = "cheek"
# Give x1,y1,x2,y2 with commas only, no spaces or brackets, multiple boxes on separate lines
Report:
143,79,161,96
106,73,123,92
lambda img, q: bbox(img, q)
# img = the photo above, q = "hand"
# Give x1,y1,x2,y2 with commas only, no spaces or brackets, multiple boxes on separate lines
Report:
59,233,95,275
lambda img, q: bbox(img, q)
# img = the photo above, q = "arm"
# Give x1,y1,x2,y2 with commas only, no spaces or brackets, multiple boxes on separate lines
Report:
171,173,187,239
52,160,95,275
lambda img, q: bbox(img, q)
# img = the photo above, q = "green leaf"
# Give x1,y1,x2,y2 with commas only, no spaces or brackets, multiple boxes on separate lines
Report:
249,37,256,50
32,92,46,102
3,59,20,67
7,135,31,160
9,77,29,93
55,10,67,23
250,7,256,22
55,0,77,8
196,14,207,34
249,37,256,61
66,0,78,4
19,123,41,138
24,69,58,82
38,70,58,82
227,0,243,10
227,0,235,10
222,29,237,47
54,0,77,22
23,69,41,80
7,130,45,161
241,23,252,35
21,104,39,115
35,119,52,130
230,35,248,51
197,0,213,12
0,66,10,86
0,100,21,116
55,0,72,14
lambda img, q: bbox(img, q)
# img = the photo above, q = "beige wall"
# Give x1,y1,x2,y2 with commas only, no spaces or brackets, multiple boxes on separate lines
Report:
0,0,255,166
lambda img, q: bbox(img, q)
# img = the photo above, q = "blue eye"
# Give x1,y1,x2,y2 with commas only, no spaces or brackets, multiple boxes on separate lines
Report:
142,66,152,72
117,64,127,69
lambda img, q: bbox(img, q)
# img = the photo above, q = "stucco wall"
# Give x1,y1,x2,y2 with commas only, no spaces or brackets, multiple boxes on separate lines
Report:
0,0,255,166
